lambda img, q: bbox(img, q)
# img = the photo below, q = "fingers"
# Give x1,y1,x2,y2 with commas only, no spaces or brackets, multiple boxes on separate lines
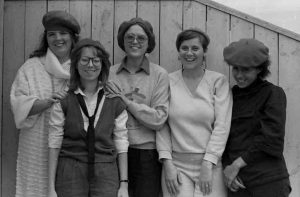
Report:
166,179,180,196
52,90,68,100
199,181,212,196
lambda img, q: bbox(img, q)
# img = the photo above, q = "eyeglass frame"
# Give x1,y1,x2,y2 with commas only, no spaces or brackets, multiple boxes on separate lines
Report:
124,33,148,43
78,56,102,67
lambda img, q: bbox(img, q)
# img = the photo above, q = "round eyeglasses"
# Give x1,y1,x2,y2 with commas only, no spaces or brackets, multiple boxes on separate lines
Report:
124,33,148,43
79,57,101,67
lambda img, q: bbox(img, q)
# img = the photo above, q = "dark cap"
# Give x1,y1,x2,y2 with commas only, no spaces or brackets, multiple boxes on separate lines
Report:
117,17,156,53
176,28,210,51
71,38,109,59
223,38,269,67
42,10,80,34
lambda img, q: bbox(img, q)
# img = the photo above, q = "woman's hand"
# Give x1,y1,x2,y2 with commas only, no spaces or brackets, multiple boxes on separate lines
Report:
52,90,68,101
118,182,129,197
199,160,213,195
105,81,129,103
228,177,246,192
163,159,182,196
223,157,246,188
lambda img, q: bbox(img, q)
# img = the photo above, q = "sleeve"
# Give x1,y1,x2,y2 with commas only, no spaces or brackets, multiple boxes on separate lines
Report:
113,110,129,153
126,70,170,130
10,66,39,129
241,87,287,164
48,102,65,149
204,75,233,165
156,122,173,161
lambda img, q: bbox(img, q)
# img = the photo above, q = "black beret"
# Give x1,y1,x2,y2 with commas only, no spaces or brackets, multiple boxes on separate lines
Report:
117,17,155,53
42,10,80,34
223,38,269,67
176,28,210,51
71,38,109,59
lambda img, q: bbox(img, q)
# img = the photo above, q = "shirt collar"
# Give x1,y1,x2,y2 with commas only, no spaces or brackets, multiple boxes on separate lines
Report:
116,56,150,75
74,84,103,97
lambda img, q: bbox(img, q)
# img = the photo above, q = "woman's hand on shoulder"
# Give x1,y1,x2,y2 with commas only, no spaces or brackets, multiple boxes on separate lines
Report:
199,160,213,195
105,81,129,103
52,90,68,101
163,159,182,196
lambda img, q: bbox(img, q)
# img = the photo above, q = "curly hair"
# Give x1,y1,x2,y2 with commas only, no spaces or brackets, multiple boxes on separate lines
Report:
257,59,271,79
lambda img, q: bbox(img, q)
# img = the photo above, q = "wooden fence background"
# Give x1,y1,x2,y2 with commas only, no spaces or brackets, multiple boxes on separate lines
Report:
1,0,300,196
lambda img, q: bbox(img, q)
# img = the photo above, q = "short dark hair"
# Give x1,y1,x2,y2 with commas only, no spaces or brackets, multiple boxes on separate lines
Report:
29,31,79,58
257,59,271,79
176,29,210,52
69,46,111,92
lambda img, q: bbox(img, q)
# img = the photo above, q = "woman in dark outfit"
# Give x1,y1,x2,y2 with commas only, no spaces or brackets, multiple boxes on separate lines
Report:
222,38,291,197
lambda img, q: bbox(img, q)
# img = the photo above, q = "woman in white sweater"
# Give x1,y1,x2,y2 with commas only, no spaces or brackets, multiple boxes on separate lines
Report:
157,28,232,197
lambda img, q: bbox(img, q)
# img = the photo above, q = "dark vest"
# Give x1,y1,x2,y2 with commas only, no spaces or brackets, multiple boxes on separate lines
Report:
59,92,126,163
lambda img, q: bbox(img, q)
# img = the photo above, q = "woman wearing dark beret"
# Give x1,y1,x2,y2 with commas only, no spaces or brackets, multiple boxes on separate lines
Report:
157,28,232,197
222,38,291,197
10,10,80,197
106,17,169,197
48,38,129,197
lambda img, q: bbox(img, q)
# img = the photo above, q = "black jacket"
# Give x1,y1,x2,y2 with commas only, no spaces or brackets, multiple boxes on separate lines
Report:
223,78,289,188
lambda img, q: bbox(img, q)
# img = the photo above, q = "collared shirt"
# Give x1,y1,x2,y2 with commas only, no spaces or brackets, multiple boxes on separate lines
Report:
49,86,129,153
116,56,150,75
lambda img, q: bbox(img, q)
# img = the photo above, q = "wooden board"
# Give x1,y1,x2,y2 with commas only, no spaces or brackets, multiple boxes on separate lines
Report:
278,35,300,197
92,0,114,63
48,0,70,11
206,7,230,78
0,0,3,195
183,0,206,30
137,0,160,64
3,2,26,197
229,16,254,85
70,0,92,38
160,0,183,73
255,25,279,85
25,0,47,59
113,0,137,64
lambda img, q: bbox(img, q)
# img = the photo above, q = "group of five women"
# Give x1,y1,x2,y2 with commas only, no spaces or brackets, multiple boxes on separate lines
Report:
10,10,290,197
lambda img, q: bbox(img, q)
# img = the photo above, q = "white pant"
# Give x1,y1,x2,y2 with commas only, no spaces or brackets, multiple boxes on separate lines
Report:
161,153,227,197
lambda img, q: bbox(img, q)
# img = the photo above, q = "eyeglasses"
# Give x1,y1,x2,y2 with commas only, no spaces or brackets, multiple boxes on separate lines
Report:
124,33,148,43
79,57,101,67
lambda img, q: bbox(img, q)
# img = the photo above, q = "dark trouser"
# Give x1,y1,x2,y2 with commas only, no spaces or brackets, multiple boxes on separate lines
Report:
228,178,291,197
55,157,119,197
128,147,162,197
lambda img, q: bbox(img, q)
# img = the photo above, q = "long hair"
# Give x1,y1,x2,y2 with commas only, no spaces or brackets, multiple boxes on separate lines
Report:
29,31,79,58
69,46,111,92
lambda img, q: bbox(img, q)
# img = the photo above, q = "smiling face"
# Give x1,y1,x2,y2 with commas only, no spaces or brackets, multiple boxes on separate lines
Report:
46,30,73,63
124,25,148,58
77,47,102,84
232,66,261,88
178,37,205,70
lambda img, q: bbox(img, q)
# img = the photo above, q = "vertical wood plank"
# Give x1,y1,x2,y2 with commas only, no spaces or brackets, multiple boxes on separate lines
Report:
0,0,3,194
48,0,70,11
70,0,92,38
278,35,300,197
229,16,254,84
92,0,114,63
25,0,47,59
92,0,114,62
255,26,279,85
206,7,230,77
183,0,206,30
113,0,137,64
3,2,25,197
160,0,183,73
137,0,160,64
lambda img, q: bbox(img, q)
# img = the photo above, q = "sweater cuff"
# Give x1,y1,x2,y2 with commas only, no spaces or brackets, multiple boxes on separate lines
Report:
158,151,172,161
203,153,219,165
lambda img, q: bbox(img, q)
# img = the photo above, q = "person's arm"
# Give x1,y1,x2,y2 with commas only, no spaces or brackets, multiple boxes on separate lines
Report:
107,70,170,130
204,75,233,164
48,102,65,197
199,75,232,195
113,110,129,197
240,87,287,165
